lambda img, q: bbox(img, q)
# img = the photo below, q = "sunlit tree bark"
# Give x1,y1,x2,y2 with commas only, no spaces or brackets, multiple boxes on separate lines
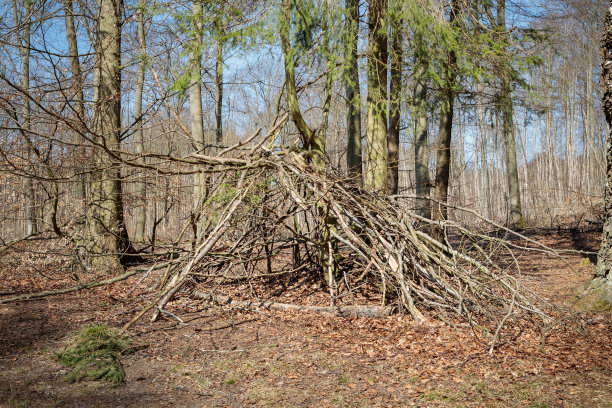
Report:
595,2,612,303
190,0,207,238
497,0,525,228
12,0,37,236
86,0,132,271
365,0,388,193
63,0,86,202
133,0,147,242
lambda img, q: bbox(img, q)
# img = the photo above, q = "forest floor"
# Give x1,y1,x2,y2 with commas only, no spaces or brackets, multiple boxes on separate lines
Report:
0,229,611,408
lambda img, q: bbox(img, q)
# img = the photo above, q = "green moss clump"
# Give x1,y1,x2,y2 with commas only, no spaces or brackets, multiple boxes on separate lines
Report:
592,299,612,312
54,324,133,385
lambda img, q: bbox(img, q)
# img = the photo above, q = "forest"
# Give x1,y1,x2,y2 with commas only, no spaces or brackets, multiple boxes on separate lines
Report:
0,0,611,406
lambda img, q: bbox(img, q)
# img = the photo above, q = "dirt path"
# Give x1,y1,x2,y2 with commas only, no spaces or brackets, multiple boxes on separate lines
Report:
1,231,611,407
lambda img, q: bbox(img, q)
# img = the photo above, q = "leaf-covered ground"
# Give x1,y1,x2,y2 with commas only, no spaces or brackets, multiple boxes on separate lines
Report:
1,230,611,407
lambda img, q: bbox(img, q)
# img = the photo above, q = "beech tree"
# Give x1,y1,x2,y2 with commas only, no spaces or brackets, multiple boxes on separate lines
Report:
85,0,133,270
365,0,388,193
11,0,36,236
344,0,363,186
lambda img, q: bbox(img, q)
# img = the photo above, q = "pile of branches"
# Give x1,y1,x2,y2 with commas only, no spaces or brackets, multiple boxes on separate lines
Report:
2,119,566,338
145,124,553,330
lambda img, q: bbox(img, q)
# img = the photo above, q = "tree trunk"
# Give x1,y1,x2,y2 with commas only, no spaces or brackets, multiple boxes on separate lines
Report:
190,0,206,238
280,0,335,288
279,0,324,166
595,3,612,303
365,0,388,193
13,0,37,236
63,0,87,203
432,0,460,236
344,0,363,187
497,0,525,228
215,36,223,147
387,6,402,195
133,0,147,242
86,0,131,271
477,92,491,219
414,63,431,219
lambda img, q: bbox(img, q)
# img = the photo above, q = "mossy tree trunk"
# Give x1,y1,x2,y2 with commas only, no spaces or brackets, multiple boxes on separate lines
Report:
279,0,325,166
595,3,612,303
365,0,388,193
344,0,363,187
280,0,335,287
86,0,132,271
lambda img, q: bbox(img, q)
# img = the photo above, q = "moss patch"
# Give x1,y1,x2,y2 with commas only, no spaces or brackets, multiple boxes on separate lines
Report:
54,324,135,385
570,279,612,312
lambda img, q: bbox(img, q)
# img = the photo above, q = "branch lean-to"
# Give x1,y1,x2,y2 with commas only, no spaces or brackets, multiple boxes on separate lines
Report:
2,117,565,338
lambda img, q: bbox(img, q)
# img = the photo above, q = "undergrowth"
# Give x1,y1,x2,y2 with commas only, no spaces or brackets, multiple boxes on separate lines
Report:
54,324,135,385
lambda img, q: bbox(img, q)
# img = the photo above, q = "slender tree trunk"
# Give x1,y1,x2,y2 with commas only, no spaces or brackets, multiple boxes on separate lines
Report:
365,0,388,193
477,93,491,219
190,0,206,238
86,0,132,271
387,6,402,195
279,0,324,166
433,0,460,235
133,0,147,242
498,0,525,228
414,63,431,219
280,0,334,289
215,36,223,147
319,10,333,140
345,0,363,186
63,0,87,203
13,0,37,236
595,3,612,303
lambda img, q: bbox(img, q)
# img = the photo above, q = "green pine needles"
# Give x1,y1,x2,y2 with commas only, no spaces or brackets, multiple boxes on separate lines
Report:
54,324,134,385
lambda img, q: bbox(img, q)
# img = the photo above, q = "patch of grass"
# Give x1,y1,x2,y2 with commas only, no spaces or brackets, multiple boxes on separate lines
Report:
54,324,135,385
529,403,551,408
337,374,351,384
246,380,282,405
5,396,30,407
170,364,211,390
226,377,236,385
330,392,348,406
420,389,449,402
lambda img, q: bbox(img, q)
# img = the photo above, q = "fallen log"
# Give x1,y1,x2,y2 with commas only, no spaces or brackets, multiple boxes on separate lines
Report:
0,269,141,304
192,290,394,318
